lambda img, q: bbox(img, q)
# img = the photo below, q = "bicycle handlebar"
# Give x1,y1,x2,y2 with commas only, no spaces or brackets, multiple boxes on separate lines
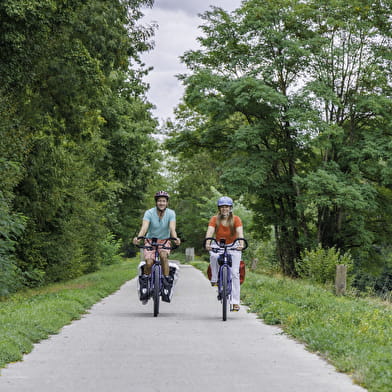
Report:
135,236,179,251
203,237,248,251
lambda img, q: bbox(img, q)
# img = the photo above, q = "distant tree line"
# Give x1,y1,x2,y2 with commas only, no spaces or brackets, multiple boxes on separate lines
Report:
0,0,159,295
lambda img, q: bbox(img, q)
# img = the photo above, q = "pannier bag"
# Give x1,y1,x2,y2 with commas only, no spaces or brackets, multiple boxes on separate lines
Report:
137,261,180,302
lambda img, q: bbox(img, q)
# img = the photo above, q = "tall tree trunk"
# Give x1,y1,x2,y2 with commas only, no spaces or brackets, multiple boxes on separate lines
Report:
275,224,300,276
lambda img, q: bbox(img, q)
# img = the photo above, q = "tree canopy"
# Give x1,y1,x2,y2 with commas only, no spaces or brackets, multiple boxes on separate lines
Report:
167,0,392,279
0,0,158,294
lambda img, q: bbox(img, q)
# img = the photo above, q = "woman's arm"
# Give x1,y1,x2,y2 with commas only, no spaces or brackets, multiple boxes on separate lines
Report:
236,225,244,249
205,225,215,250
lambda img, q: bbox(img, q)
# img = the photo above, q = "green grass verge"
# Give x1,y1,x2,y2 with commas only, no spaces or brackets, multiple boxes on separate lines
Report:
192,260,392,392
0,259,139,370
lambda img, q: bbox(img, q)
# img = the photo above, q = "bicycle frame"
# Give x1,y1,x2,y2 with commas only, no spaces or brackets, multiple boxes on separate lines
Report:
148,238,163,289
216,244,233,296
204,237,248,321
136,237,178,317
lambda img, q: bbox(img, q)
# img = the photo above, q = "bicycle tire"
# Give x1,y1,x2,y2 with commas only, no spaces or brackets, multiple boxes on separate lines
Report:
222,266,228,321
153,267,160,317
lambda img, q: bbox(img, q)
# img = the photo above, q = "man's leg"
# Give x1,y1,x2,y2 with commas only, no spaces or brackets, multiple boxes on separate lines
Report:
159,250,170,276
139,258,153,300
143,258,154,275
160,251,173,302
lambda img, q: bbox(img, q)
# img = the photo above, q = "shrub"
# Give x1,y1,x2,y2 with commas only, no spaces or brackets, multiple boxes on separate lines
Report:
251,234,280,274
0,198,26,296
99,233,122,265
295,244,354,285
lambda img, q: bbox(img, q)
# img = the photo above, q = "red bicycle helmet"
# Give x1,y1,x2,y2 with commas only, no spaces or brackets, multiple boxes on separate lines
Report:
154,190,169,200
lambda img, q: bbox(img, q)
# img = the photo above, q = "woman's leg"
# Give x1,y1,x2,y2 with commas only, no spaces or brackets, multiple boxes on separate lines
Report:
229,250,242,305
209,251,219,282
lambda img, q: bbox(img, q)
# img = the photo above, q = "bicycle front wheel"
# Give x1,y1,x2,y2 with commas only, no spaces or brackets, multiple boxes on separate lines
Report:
153,267,160,317
222,266,228,321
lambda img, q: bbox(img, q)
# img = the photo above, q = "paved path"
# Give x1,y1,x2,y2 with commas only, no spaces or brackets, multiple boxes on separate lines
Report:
0,264,366,391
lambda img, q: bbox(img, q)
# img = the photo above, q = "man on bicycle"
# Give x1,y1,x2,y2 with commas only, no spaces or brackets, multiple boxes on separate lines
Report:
205,196,244,312
133,191,181,301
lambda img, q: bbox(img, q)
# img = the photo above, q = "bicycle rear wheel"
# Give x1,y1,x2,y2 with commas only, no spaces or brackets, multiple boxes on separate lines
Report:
222,266,228,321
153,267,160,317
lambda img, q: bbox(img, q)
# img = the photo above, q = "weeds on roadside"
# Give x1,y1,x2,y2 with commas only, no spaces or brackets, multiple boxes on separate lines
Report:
295,244,354,285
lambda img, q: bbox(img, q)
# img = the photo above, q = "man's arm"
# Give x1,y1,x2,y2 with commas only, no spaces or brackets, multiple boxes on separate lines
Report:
169,220,181,245
133,220,150,245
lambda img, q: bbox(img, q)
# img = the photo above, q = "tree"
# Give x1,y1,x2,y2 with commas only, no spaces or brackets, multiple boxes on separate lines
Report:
176,1,318,274
0,0,159,289
164,105,226,250
169,0,392,276
294,0,392,267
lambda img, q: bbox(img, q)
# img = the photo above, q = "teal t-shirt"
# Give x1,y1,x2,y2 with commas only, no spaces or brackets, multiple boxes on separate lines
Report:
143,207,176,239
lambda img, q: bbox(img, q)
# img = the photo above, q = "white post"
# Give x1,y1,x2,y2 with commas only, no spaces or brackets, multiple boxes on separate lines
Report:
185,248,195,262
335,264,347,296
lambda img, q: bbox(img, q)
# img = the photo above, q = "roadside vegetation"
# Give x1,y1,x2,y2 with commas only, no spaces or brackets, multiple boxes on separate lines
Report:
0,259,138,370
0,0,158,297
192,259,392,392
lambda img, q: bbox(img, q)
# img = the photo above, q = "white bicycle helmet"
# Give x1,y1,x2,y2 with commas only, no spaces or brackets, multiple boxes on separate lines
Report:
217,196,233,207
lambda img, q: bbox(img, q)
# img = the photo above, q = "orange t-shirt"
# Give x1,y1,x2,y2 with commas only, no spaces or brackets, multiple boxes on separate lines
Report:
208,215,242,244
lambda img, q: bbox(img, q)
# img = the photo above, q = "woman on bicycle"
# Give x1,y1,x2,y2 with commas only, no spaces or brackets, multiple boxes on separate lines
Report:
205,196,244,312
133,191,181,301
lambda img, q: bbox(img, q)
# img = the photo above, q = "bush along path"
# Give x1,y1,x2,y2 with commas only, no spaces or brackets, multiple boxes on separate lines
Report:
0,260,138,370
192,261,392,392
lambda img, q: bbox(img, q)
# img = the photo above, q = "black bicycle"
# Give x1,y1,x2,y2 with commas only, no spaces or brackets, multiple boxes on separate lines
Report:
135,237,179,317
204,237,248,321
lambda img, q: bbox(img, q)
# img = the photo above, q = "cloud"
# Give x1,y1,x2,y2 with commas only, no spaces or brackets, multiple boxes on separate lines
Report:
141,9,199,119
153,0,240,16
140,0,243,121
143,9,200,59
145,71,185,121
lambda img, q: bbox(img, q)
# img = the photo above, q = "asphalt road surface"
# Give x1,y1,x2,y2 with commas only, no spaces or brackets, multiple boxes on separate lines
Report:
0,263,366,392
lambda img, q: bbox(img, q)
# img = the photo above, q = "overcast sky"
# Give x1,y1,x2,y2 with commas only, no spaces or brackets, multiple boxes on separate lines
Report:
140,0,242,123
